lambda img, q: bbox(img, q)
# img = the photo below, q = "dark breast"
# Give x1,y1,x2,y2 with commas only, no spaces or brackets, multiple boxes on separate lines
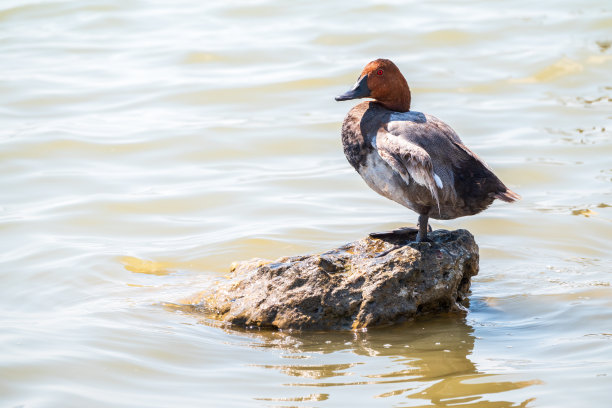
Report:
341,102,385,170
341,102,369,170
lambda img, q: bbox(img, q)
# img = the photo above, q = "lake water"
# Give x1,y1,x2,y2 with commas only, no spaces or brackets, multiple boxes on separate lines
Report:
1,0,611,406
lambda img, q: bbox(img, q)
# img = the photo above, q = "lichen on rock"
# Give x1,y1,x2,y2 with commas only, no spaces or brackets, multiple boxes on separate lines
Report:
187,229,479,330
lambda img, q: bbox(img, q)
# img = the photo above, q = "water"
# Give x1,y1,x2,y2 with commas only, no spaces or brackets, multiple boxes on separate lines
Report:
1,0,611,406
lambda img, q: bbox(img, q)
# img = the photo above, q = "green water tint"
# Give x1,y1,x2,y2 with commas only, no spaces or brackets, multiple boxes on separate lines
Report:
1,0,611,406
178,312,541,406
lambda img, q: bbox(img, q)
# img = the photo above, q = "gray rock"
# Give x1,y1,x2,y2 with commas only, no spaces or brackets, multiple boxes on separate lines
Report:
191,229,479,330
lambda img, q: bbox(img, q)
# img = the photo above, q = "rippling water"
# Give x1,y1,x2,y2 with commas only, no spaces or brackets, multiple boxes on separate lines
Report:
1,0,611,406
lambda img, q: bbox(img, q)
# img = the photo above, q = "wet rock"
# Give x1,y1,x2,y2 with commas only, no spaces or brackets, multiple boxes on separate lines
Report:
190,229,479,330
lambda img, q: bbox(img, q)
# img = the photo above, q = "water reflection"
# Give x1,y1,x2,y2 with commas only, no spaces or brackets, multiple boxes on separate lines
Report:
176,308,540,406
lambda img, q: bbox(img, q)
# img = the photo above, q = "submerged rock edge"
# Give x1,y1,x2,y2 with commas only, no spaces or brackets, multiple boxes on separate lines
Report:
189,229,479,331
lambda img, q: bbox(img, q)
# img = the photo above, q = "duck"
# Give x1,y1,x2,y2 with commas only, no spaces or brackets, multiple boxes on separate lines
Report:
335,58,519,242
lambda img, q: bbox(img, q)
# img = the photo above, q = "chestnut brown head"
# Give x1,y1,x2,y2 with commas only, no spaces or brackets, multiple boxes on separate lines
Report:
335,58,411,112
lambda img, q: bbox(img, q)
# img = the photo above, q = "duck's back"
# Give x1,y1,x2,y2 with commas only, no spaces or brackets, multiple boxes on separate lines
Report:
341,102,516,220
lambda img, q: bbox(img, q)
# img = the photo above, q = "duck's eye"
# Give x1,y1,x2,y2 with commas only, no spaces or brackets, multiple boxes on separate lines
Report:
376,69,384,76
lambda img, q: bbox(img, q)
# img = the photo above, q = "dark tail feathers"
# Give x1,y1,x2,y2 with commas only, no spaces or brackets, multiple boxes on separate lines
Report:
494,188,521,203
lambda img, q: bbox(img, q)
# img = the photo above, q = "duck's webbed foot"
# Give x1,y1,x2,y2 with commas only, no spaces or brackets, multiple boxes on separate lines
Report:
370,214,433,256
415,233,432,243
370,227,418,258
369,227,418,240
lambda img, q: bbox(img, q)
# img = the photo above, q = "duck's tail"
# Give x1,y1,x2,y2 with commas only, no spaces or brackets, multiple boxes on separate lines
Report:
494,188,521,203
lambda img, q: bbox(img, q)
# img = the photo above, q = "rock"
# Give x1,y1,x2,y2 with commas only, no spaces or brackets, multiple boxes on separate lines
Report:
189,229,479,330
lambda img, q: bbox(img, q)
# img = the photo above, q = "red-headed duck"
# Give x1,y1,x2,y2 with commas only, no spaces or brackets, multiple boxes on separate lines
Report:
336,58,519,242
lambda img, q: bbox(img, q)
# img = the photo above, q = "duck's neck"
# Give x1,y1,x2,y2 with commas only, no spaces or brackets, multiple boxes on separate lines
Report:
379,80,411,112
381,93,411,112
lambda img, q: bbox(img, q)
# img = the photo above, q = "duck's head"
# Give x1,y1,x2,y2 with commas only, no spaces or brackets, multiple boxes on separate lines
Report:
335,58,411,112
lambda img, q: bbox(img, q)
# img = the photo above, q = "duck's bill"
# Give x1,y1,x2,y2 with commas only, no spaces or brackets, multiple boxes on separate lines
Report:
335,74,371,101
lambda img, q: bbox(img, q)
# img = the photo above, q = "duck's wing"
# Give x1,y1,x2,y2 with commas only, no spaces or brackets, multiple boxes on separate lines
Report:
375,128,442,212
384,114,520,209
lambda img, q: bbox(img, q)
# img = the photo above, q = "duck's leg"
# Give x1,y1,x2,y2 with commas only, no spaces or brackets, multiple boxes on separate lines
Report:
416,213,432,242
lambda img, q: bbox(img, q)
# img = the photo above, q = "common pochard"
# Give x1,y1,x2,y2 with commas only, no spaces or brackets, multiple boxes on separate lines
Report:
336,58,519,242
